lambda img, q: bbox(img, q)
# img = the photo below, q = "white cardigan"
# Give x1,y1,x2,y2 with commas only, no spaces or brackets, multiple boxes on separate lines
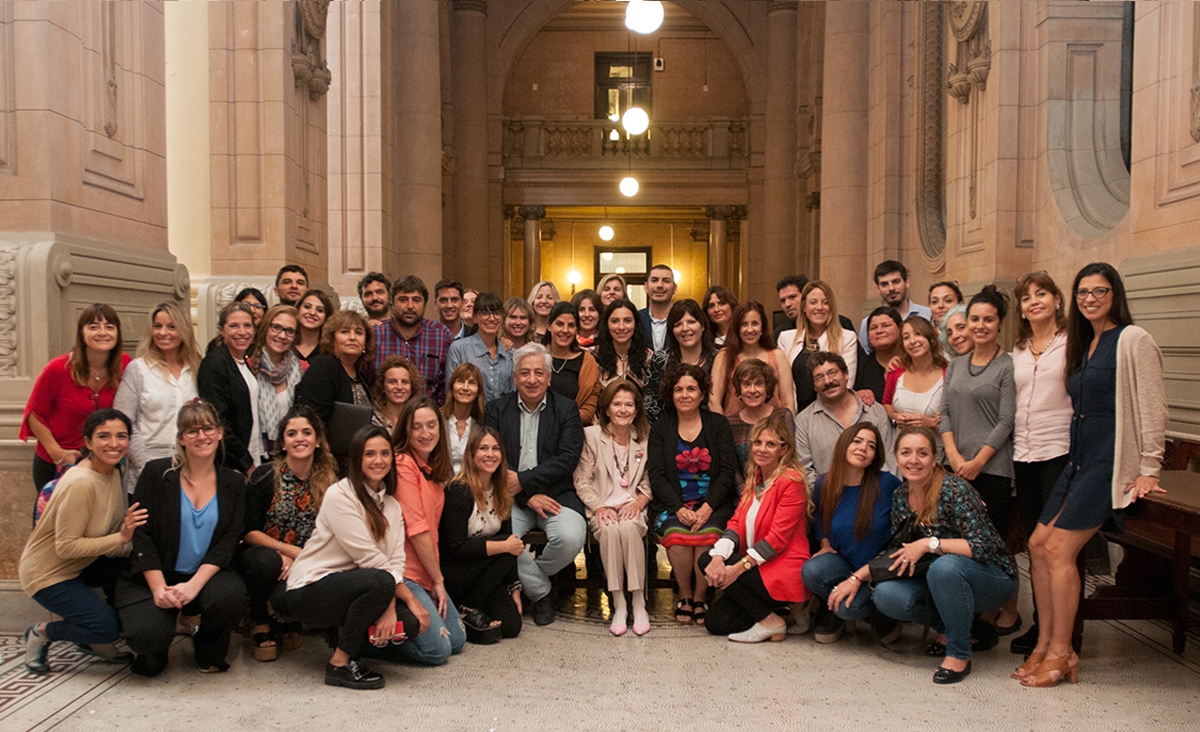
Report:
1112,325,1168,510
777,327,859,389
112,358,197,493
287,477,407,590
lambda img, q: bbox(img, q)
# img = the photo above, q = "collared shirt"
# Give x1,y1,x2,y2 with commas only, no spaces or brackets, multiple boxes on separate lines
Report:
649,315,668,352
795,393,896,487
859,299,933,354
444,319,468,341
446,333,514,403
374,318,453,405
1012,332,1073,462
517,393,548,471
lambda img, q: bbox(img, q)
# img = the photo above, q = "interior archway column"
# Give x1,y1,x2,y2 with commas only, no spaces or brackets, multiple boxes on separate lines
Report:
451,0,490,290
519,205,545,296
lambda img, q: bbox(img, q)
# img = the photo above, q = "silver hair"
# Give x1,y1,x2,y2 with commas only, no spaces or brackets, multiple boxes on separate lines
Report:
938,303,968,350
512,342,552,378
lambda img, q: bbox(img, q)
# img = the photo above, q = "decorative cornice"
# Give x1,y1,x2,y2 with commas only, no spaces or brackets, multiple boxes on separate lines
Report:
767,1,799,15
518,205,545,220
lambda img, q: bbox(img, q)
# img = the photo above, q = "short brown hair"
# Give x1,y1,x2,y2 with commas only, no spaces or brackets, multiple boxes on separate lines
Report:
731,358,777,402
595,379,649,442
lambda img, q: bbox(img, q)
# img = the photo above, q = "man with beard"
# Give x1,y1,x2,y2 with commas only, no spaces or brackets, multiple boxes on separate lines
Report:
638,264,677,352
357,272,391,326
274,265,309,307
858,260,932,354
794,351,894,488
373,275,453,405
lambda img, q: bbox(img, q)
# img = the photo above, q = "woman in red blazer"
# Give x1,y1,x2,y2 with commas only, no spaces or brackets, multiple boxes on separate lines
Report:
700,413,810,642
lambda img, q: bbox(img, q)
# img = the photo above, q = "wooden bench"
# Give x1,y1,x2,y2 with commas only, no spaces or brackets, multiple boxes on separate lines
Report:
1076,469,1200,653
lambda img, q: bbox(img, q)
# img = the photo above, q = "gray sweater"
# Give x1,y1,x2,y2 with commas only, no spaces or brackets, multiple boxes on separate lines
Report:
940,352,1016,479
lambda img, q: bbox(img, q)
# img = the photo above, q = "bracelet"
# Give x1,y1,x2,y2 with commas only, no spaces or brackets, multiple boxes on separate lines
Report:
846,574,862,585
276,540,282,552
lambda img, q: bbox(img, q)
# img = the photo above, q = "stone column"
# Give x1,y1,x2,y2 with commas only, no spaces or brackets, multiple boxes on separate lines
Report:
450,0,490,290
519,206,545,296
706,206,730,287
758,0,798,303
819,0,870,321
385,0,442,291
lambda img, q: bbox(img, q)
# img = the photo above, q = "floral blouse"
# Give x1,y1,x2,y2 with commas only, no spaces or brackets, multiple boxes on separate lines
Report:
888,474,1015,576
263,466,318,549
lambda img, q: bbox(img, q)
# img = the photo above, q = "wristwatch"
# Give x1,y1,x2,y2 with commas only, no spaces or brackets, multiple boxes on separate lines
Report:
741,557,755,571
928,536,942,555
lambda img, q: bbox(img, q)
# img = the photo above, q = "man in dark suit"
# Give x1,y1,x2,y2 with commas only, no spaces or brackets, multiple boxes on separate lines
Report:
639,264,677,352
484,343,585,625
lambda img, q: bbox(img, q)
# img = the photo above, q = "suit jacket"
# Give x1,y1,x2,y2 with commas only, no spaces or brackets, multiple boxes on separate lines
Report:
721,471,810,602
117,457,247,604
646,409,738,523
484,389,584,515
573,425,651,520
197,343,255,471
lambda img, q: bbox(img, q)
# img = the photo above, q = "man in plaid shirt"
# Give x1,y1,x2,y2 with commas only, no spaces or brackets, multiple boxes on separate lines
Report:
373,275,453,405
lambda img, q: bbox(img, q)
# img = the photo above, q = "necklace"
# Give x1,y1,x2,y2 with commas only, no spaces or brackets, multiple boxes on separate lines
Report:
552,356,569,373
613,446,631,488
967,344,1001,377
1028,329,1057,357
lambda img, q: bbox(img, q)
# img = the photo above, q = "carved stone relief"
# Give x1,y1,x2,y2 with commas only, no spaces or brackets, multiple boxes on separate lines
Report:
916,2,947,268
0,246,16,377
945,2,989,222
293,0,332,100
0,3,13,175
1191,3,1200,144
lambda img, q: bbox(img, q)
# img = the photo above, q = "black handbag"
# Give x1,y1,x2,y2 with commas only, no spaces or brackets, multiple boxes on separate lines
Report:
867,515,936,583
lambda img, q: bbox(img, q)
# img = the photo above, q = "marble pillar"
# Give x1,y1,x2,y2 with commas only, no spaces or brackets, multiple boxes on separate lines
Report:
819,0,870,321
705,206,730,288
386,0,442,292
758,0,798,303
451,0,490,290
519,205,545,296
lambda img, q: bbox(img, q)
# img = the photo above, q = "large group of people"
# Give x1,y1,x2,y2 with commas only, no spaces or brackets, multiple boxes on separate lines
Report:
18,258,1168,689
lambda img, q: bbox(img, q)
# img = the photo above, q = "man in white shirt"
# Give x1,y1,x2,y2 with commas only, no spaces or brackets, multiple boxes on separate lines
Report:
859,260,932,354
639,265,676,352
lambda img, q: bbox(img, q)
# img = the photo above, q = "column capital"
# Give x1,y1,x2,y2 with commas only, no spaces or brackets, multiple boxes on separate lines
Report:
767,1,799,15
452,0,488,15
518,205,545,220
501,204,516,219
705,205,732,221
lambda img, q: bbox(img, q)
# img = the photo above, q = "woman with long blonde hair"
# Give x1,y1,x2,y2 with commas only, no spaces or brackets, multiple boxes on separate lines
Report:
115,301,201,492
781,280,859,412
699,414,810,643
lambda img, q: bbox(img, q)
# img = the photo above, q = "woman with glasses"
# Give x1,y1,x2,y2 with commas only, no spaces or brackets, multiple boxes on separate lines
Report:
446,292,513,403
236,287,269,327
1020,263,1167,687
116,401,249,677
115,302,201,492
253,306,303,454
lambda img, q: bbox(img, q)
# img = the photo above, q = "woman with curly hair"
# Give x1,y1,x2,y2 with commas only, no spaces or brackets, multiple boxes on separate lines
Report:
647,363,738,626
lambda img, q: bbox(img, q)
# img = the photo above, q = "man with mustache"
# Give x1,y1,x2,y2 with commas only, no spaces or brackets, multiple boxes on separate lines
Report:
357,272,391,327
794,351,895,488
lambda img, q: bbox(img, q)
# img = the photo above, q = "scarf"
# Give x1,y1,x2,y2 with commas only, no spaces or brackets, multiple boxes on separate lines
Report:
257,350,303,442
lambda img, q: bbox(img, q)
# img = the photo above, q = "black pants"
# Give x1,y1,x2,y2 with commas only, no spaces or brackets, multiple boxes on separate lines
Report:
697,553,782,636
33,454,57,493
234,546,292,625
1014,456,1069,539
970,473,1014,539
444,553,522,639
116,569,248,676
286,568,415,660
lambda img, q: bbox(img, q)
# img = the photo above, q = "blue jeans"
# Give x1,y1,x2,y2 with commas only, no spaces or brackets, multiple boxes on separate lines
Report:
511,504,587,602
31,556,126,646
801,552,875,621
393,579,465,666
872,554,1017,660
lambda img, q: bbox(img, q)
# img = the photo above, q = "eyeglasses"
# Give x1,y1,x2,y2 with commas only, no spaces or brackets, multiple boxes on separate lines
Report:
243,302,266,312
477,311,503,319
183,425,219,438
1075,287,1111,301
269,323,297,337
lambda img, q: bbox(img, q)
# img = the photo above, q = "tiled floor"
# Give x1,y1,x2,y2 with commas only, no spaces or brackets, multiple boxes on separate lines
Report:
3,551,1199,732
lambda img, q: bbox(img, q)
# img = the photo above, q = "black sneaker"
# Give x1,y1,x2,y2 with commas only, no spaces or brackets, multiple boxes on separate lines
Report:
869,610,903,646
813,609,845,644
1009,623,1039,655
24,623,51,675
196,659,230,674
533,595,555,626
325,659,385,690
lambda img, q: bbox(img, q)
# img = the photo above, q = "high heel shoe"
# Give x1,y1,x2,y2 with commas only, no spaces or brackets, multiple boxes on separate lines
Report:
1011,650,1047,680
1021,654,1080,687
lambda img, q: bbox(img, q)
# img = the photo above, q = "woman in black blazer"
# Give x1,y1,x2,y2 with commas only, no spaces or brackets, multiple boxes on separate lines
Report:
197,302,259,472
294,310,375,430
439,427,524,642
647,363,738,626
115,401,248,677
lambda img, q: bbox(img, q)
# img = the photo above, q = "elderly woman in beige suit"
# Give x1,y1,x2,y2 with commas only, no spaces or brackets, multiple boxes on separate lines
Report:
574,379,653,637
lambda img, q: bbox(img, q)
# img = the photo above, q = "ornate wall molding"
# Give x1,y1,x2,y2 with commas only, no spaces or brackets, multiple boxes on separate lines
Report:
0,3,15,176
0,245,16,378
293,0,332,100
916,1,947,270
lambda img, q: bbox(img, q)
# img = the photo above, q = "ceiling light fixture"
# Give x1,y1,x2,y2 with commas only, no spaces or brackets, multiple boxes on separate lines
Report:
619,176,639,197
625,0,664,35
622,107,649,136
